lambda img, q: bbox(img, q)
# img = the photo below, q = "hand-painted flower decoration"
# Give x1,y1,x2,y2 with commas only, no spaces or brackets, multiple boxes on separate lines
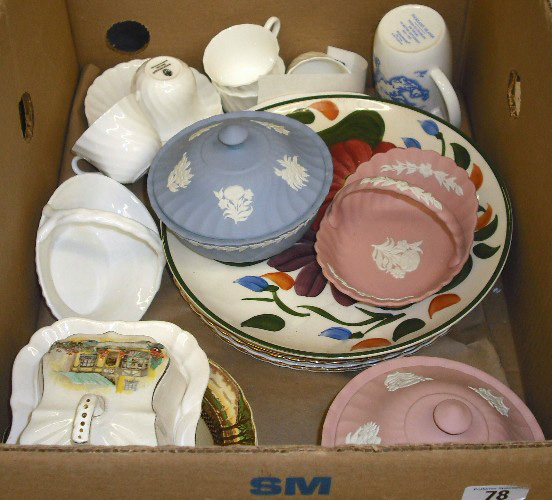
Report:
234,276,269,292
418,119,441,137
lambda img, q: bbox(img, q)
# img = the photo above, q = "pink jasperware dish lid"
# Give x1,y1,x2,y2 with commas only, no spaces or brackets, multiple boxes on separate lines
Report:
321,356,544,446
315,175,467,307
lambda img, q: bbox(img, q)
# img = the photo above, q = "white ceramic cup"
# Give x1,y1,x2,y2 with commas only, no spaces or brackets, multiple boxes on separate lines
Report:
373,4,461,127
72,94,161,184
203,17,281,87
36,206,165,321
287,52,351,75
132,56,205,143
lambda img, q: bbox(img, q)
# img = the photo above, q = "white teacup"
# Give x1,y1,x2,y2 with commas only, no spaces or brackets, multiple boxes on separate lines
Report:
36,206,165,321
373,4,461,126
133,56,205,143
288,52,351,75
203,17,281,87
72,94,161,184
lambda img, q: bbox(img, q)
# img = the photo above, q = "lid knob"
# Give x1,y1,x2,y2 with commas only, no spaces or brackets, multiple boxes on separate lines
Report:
433,399,473,435
218,124,249,147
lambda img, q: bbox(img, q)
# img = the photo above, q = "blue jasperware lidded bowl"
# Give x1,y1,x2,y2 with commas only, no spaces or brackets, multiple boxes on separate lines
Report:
147,111,333,262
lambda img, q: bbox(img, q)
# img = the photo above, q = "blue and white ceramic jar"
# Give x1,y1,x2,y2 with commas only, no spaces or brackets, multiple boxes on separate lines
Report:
147,111,333,262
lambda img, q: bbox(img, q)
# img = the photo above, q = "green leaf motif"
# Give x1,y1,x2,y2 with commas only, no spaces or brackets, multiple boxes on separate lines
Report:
393,318,426,342
286,109,315,124
318,110,385,148
450,143,471,169
473,243,500,259
241,314,285,332
439,255,473,293
299,305,379,326
474,215,498,241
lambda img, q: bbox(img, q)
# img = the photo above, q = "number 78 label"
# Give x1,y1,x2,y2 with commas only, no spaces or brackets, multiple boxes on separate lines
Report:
462,486,529,500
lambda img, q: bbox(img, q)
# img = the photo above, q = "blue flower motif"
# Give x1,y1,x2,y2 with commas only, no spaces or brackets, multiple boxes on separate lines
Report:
319,327,353,340
418,119,440,136
402,137,421,149
234,276,269,292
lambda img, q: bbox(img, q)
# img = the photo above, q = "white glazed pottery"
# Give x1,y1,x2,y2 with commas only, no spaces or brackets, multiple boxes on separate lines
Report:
84,59,146,126
133,56,207,143
373,4,461,126
288,52,351,75
41,173,157,230
8,319,210,446
36,206,165,321
72,94,161,184
203,17,281,87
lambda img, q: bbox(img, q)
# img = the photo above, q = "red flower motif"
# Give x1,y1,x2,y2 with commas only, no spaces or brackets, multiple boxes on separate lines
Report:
268,139,397,304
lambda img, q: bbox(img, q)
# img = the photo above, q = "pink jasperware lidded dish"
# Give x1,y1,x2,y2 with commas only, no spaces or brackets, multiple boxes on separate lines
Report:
321,356,544,446
316,175,467,307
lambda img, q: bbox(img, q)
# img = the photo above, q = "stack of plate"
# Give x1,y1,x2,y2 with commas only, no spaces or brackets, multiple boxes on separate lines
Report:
162,94,512,371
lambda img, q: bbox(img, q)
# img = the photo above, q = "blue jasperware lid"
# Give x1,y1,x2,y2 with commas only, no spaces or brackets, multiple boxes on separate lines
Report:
147,111,333,244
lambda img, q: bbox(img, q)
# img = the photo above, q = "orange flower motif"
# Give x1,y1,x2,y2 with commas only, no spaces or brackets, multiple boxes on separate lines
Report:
262,272,295,290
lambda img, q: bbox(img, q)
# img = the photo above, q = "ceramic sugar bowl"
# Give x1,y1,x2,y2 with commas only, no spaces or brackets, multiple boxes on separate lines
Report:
147,111,333,263
322,357,544,446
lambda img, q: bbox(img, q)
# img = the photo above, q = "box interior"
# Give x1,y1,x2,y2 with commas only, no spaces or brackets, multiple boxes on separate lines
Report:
1,0,551,485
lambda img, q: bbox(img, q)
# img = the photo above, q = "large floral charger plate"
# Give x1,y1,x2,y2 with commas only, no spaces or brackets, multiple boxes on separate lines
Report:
163,94,511,368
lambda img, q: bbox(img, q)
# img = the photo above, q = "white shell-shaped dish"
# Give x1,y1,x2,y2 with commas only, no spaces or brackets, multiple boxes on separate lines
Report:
36,207,165,321
85,59,146,126
7,318,210,446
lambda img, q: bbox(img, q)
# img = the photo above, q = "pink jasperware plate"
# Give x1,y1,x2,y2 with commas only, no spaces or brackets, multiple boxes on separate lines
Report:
316,175,467,306
321,356,544,446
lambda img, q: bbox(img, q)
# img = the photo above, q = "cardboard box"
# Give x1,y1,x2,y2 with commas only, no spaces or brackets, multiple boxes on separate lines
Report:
1,0,551,497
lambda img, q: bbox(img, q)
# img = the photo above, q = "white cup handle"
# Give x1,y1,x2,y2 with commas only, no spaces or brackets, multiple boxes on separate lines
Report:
264,16,281,37
72,156,99,176
429,68,461,127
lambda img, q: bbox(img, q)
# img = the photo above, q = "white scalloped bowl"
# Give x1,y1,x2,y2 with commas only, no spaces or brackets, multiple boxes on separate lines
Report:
8,318,210,446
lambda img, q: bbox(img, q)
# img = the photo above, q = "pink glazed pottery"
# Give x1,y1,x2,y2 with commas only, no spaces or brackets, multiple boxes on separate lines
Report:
346,147,478,265
321,357,544,446
316,176,466,307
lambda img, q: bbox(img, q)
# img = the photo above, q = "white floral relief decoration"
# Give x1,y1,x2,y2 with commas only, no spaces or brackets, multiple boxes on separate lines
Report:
214,185,253,224
372,238,423,279
380,161,464,196
360,176,443,210
167,152,194,193
345,422,382,445
274,155,309,191
469,387,510,416
251,120,290,135
384,372,433,392
188,123,221,141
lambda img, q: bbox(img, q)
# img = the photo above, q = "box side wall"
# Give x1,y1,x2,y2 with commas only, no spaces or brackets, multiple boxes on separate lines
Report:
0,0,78,433
65,0,469,87
463,0,552,436
0,444,551,498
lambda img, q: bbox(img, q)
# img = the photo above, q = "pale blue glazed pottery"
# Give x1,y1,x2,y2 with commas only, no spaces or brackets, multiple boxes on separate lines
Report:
147,111,333,262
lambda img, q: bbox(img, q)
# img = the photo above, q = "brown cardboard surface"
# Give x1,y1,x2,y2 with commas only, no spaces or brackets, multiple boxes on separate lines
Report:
463,0,552,435
0,0,78,432
65,0,469,86
0,443,551,498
